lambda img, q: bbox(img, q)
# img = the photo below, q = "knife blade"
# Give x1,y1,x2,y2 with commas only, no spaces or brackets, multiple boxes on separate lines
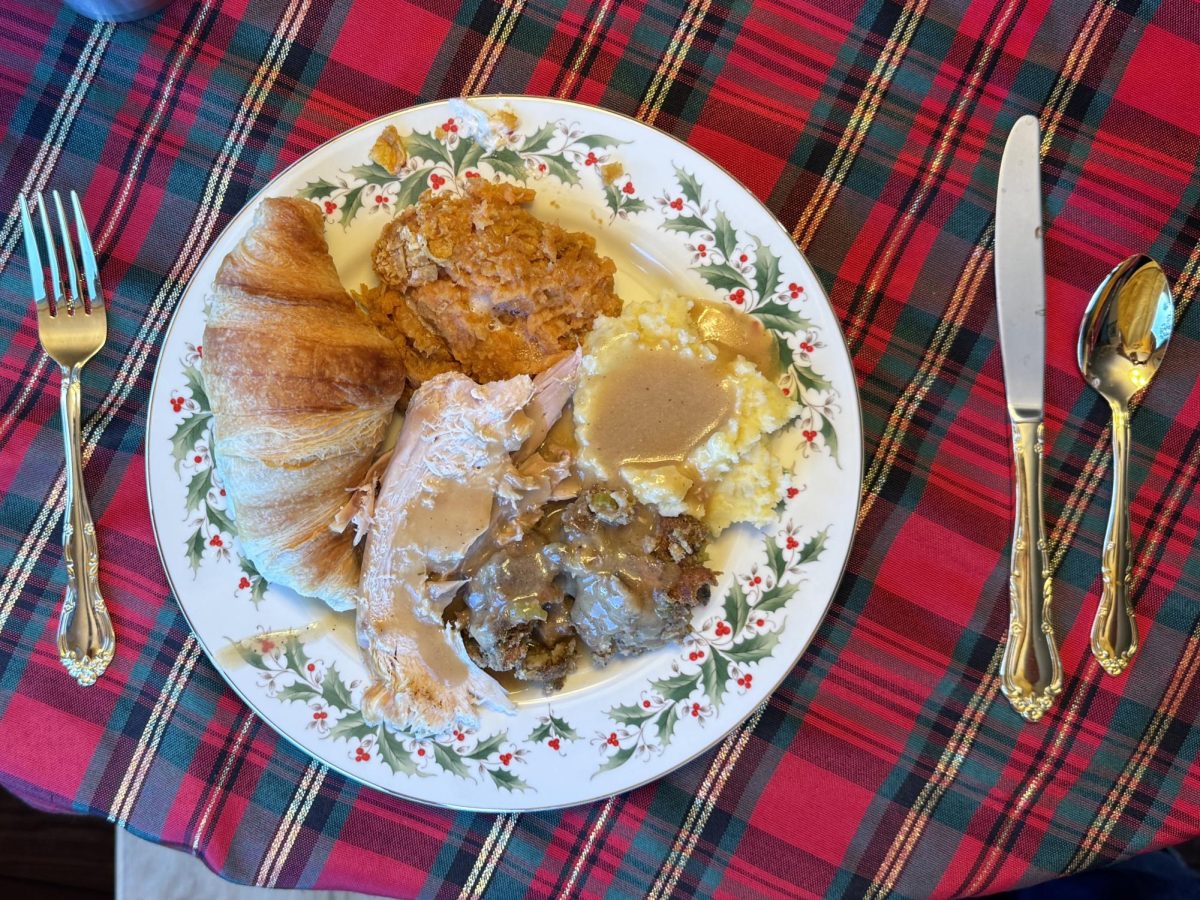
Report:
995,115,1046,421
995,114,1062,722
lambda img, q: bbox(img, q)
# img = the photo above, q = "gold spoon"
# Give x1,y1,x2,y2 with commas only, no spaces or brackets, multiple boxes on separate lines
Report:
1077,255,1175,676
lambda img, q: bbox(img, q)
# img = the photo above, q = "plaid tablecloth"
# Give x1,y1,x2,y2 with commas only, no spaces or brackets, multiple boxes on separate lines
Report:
1,1,1198,896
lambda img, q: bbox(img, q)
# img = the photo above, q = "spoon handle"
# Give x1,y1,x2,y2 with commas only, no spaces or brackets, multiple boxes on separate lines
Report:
1001,420,1063,721
1094,404,1137,675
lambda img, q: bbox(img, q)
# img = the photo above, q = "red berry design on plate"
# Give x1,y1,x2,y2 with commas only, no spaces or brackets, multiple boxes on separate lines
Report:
429,173,445,190
756,619,765,628
260,638,275,653
642,699,651,708
697,243,707,258
782,387,790,396
622,181,635,195
219,488,226,496
454,731,464,742
786,487,799,499
312,710,327,721
715,621,731,637
209,535,223,547
607,732,619,747
730,288,745,305
238,576,251,590
669,197,684,211
788,282,804,300
690,703,701,717
585,151,598,166
499,753,512,766
170,397,184,413
739,253,749,263
355,747,370,762
306,663,315,672
786,536,799,550
417,747,426,757
803,430,817,442
800,341,814,353
375,194,386,205
548,738,560,751
194,455,203,464
538,162,547,172
323,200,336,215
464,170,480,179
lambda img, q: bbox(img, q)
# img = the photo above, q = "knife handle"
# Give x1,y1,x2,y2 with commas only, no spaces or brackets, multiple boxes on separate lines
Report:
1001,420,1063,722
1093,402,1137,675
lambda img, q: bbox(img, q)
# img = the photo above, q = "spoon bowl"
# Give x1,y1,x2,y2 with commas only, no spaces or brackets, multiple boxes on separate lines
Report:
1078,255,1174,404
1077,254,1175,676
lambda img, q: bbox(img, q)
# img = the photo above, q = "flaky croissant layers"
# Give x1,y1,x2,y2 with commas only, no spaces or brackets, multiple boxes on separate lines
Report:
202,197,406,610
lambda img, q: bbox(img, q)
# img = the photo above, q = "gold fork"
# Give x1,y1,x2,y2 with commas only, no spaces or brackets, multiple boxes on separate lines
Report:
19,190,115,686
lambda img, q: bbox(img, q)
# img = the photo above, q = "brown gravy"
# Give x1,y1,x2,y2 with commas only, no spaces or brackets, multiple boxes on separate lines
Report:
689,300,781,380
543,402,579,456
586,347,731,473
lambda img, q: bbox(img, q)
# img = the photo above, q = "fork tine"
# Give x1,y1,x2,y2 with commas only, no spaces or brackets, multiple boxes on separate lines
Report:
52,191,80,312
70,191,101,311
36,192,63,311
18,195,47,311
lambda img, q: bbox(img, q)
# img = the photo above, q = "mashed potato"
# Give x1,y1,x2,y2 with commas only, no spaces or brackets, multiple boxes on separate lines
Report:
575,291,797,532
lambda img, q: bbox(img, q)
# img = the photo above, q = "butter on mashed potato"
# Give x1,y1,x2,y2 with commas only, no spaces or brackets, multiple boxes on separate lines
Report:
574,290,797,532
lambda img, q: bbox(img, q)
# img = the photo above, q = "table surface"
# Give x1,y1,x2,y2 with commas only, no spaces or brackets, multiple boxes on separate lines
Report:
1,1,1199,897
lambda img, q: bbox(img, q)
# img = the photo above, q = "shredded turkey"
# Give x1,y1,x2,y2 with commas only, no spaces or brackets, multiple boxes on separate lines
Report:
356,355,579,736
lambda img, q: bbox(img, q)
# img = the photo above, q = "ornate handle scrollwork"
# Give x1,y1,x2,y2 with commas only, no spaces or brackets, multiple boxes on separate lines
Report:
57,365,114,686
1092,404,1137,675
1000,420,1062,722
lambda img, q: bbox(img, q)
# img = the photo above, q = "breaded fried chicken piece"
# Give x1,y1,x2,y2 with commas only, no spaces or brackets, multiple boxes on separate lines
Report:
371,180,620,386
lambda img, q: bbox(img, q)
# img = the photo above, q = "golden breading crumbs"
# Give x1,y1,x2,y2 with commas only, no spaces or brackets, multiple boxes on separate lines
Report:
369,125,408,176
370,180,621,386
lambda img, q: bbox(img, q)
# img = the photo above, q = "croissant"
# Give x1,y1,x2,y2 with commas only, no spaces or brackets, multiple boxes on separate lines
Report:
203,197,406,610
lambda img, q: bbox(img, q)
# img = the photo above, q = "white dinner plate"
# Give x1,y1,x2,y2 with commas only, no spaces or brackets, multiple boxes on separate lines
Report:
145,96,863,811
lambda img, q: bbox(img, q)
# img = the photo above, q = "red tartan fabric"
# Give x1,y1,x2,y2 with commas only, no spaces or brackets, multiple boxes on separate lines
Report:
1,1,1199,897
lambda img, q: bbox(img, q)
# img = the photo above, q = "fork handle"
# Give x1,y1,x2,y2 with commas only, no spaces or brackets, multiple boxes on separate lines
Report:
57,364,114,686
1093,403,1137,675
1001,420,1062,721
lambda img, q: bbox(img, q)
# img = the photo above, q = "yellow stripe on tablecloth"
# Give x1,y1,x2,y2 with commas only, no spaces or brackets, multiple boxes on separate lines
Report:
191,713,256,852
649,703,766,899
642,0,712,128
108,637,201,826
265,765,328,888
462,0,517,96
636,0,702,123
864,648,1002,900
843,0,1020,349
791,0,928,252
462,813,519,900
255,761,321,886
471,0,529,95
559,798,615,897
557,0,613,99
